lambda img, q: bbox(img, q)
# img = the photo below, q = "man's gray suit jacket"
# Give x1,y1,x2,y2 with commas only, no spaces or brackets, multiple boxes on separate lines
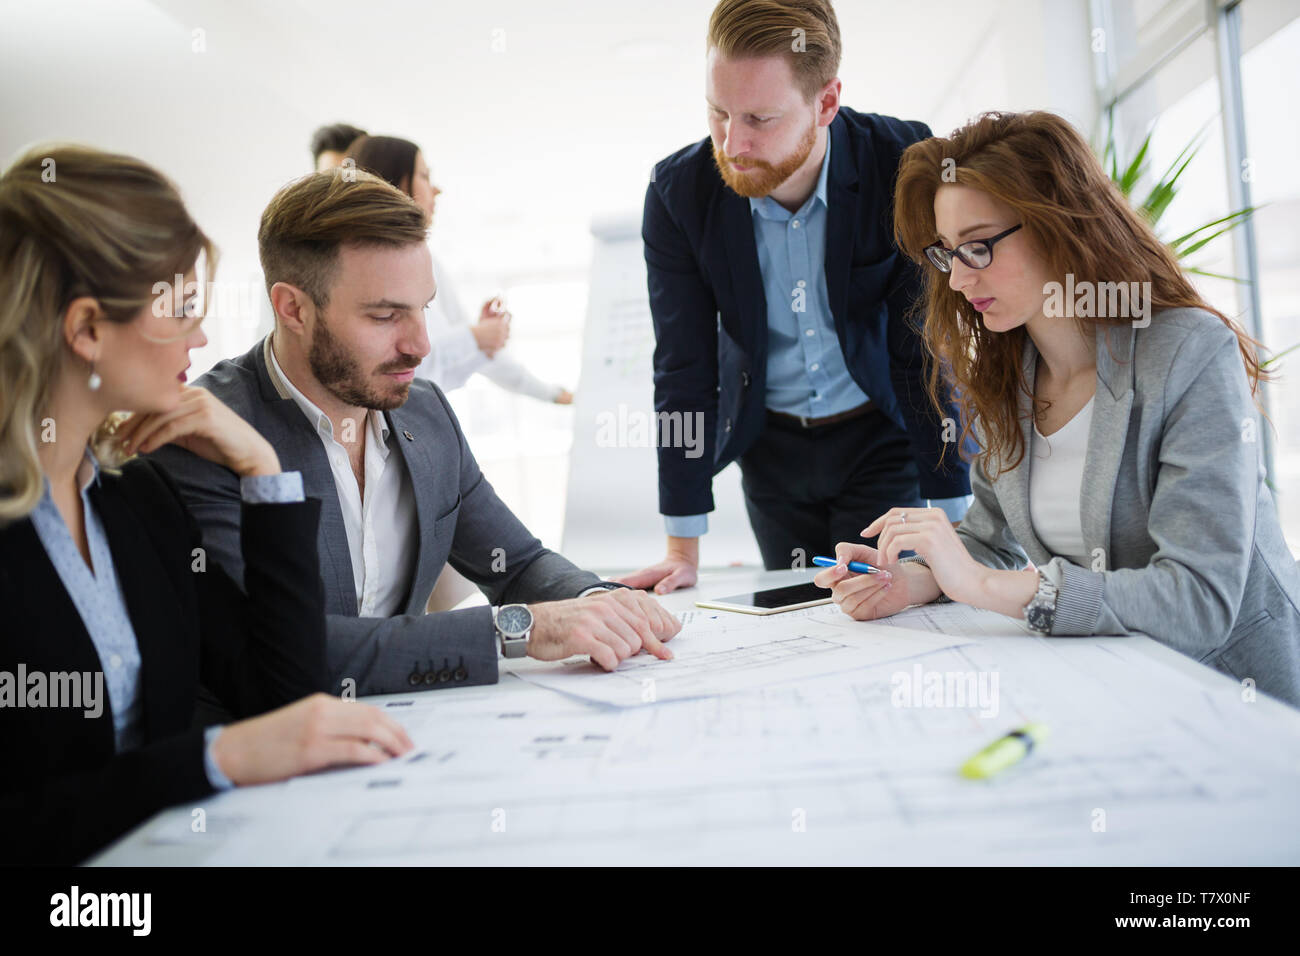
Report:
150,336,613,698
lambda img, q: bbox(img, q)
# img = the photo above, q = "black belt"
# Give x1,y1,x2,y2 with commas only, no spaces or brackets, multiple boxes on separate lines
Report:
767,400,876,430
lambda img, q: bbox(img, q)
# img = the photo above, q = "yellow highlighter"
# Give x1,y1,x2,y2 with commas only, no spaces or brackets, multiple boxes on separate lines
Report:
960,723,1049,779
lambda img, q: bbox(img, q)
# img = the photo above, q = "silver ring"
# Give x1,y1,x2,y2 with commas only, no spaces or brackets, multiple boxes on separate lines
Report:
899,512,908,523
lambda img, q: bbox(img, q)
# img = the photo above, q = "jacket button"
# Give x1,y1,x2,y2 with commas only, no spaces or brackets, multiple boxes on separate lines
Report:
741,371,751,387
454,667,468,681
724,418,732,432
423,670,438,686
408,668,423,686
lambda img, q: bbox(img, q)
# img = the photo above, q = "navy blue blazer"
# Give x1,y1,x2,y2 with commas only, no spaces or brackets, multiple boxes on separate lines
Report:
643,106,971,518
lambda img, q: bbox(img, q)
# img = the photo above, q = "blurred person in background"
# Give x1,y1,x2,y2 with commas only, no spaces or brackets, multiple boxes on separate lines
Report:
311,122,367,172
345,133,575,405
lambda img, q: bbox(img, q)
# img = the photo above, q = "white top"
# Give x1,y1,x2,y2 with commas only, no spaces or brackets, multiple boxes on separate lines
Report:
1028,395,1094,567
266,337,418,617
416,252,562,402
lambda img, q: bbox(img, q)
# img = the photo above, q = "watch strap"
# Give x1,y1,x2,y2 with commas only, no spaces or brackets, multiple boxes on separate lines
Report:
493,604,532,658
1024,568,1060,635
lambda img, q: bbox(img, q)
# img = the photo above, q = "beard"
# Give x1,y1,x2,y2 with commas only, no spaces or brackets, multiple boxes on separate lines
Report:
308,312,419,411
712,120,818,198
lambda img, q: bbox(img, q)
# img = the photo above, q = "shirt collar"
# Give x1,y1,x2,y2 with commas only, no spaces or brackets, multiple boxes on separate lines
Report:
265,334,390,450
40,444,101,507
77,445,102,495
748,129,831,221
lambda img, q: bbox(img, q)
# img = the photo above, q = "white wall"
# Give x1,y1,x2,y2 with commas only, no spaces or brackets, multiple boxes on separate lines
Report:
1,0,1099,559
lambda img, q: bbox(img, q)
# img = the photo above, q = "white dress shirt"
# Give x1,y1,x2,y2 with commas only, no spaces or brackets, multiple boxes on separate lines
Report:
1028,396,1094,567
266,338,418,617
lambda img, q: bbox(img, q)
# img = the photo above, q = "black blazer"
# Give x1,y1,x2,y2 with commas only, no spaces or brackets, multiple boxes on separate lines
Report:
0,457,326,864
643,106,972,517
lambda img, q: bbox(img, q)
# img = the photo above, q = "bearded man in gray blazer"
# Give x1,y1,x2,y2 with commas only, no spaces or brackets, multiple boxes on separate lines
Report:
149,169,679,703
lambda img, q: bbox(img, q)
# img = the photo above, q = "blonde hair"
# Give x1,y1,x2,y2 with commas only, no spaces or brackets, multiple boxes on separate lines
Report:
0,144,216,523
707,0,842,101
257,167,428,310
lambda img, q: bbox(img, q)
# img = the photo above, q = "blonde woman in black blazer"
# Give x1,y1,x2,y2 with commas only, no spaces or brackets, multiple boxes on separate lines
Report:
0,145,413,864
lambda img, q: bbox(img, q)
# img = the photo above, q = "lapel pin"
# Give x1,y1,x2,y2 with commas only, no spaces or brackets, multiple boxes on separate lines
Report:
403,429,414,441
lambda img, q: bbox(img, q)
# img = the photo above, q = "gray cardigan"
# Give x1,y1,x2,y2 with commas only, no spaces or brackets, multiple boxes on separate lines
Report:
954,307,1300,708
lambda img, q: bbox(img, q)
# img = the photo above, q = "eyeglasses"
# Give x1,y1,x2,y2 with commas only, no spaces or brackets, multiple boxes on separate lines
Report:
923,224,1023,273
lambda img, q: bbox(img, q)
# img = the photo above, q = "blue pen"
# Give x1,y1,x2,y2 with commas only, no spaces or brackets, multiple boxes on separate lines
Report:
812,555,883,575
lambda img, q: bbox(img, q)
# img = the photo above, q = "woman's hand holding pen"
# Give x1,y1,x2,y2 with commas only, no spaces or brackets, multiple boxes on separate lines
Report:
863,506,984,606
813,541,939,621
843,508,1040,620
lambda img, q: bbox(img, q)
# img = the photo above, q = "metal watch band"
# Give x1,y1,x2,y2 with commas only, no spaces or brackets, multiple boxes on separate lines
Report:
493,605,532,658
1024,569,1059,635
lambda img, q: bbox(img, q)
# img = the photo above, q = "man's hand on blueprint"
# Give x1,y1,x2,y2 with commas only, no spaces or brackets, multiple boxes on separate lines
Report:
529,589,681,670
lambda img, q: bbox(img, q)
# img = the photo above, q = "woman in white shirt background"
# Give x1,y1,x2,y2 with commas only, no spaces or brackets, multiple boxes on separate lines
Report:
343,133,575,405
332,132,574,611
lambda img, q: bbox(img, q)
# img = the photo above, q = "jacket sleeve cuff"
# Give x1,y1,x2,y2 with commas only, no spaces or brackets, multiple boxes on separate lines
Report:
1047,558,1104,635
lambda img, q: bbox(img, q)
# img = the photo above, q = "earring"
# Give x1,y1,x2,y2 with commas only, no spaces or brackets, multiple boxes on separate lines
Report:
87,361,102,391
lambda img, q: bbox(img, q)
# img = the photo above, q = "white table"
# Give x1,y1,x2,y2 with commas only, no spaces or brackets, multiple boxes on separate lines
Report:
92,568,1300,865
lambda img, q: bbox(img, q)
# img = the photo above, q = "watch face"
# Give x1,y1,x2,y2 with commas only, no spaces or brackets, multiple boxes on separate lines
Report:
497,605,532,637
1026,604,1050,633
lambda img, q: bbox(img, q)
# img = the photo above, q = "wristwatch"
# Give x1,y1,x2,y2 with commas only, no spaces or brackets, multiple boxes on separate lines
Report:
1024,569,1059,635
492,604,534,658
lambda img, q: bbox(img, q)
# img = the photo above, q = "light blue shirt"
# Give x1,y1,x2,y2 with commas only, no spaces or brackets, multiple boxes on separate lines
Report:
752,132,866,422
29,446,304,791
665,135,971,536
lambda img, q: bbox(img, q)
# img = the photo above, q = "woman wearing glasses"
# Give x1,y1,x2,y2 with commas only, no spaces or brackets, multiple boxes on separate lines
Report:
0,145,413,863
814,111,1300,706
